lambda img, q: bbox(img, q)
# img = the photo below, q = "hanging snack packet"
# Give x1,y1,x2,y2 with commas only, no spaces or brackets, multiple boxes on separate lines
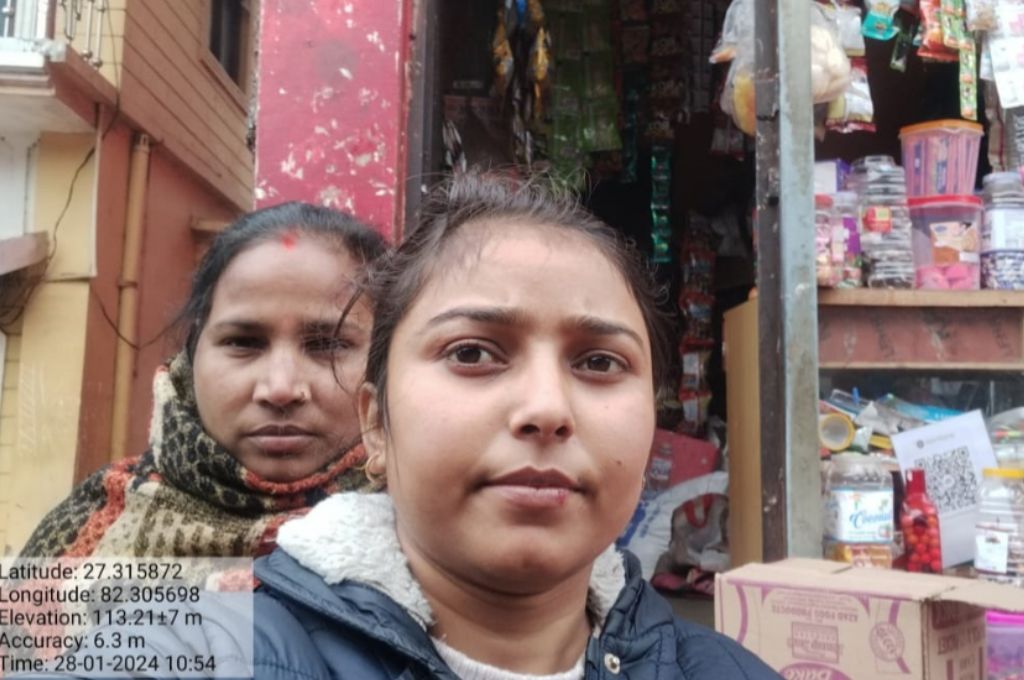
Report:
941,0,967,50
920,0,945,51
827,57,876,133
919,0,959,61
681,348,713,392
831,2,867,57
811,4,853,104
528,0,545,28
960,36,979,121
709,0,751,64
529,27,552,122
678,390,712,437
966,0,998,31
890,11,918,72
492,8,515,99
863,0,900,41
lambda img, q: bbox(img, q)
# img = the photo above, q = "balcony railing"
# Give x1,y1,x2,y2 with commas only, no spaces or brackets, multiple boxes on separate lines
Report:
60,0,108,67
0,0,107,67
1,1,13,38
0,0,51,41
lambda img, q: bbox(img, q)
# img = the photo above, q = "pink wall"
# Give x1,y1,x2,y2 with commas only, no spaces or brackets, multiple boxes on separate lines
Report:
254,0,412,239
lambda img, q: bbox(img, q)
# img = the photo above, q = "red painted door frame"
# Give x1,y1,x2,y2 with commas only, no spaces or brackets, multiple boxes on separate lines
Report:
254,0,419,240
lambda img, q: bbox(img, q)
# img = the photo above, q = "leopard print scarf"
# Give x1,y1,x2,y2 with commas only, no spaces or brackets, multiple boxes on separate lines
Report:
19,353,368,558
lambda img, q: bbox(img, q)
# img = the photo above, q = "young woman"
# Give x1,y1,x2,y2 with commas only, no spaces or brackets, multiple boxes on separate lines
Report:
251,177,780,679
20,202,387,560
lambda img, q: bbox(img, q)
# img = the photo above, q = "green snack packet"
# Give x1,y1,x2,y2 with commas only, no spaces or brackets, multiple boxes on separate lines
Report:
960,36,978,121
863,1,899,40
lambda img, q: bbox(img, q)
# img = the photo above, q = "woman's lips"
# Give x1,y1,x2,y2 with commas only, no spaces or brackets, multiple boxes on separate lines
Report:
247,425,315,456
487,484,575,509
484,467,582,509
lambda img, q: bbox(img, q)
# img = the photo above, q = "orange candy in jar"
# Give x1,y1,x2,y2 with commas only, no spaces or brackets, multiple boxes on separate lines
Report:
900,468,943,573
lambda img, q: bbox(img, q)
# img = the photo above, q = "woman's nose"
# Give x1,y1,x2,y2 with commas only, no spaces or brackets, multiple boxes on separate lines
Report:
253,349,310,408
508,355,575,441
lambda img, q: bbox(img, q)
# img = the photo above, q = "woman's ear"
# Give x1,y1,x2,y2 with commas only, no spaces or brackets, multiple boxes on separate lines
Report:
358,382,386,461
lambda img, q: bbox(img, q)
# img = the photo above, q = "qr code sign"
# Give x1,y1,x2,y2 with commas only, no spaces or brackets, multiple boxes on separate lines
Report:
913,447,979,514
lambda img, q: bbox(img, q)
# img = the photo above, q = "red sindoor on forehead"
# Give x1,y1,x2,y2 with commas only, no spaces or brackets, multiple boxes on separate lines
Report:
279,230,299,249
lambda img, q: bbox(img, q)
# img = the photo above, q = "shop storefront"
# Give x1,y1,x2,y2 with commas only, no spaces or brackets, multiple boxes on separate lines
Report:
399,0,1024,654
254,0,1024,673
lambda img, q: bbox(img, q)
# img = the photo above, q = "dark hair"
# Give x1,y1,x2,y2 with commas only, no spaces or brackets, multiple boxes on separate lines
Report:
362,173,672,431
179,201,388,360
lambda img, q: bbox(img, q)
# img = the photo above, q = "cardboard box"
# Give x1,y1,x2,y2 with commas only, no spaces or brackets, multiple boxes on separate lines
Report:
716,559,1024,680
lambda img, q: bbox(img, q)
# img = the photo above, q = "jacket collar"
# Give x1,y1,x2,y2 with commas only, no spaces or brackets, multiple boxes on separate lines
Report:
274,492,628,630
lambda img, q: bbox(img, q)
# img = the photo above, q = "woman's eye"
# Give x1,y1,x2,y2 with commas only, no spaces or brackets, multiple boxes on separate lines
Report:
223,336,263,350
577,353,626,374
445,343,498,366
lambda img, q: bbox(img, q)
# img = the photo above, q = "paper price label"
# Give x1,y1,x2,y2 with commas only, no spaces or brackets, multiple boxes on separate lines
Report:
975,529,1011,575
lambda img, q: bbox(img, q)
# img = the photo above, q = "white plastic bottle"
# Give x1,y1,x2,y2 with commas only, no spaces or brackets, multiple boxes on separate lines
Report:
643,442,674,501
823,453,894,567
975,468,1024,586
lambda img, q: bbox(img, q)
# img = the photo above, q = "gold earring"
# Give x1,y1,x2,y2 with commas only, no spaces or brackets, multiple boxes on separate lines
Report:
362,453,387,490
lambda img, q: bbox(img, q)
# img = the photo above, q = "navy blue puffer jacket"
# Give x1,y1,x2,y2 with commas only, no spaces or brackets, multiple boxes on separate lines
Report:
249,494,781,680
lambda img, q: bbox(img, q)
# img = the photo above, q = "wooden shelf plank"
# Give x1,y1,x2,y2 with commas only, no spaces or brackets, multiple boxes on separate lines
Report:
818,289,1024,308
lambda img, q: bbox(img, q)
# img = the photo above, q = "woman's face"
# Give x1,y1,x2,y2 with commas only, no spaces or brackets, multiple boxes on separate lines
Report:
193,236,372,483
362,223,656,593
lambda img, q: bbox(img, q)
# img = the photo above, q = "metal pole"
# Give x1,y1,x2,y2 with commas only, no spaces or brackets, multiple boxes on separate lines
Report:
754,0,822,560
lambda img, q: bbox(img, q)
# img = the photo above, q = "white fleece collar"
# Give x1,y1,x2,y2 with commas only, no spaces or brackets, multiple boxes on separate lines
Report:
276,492,627,630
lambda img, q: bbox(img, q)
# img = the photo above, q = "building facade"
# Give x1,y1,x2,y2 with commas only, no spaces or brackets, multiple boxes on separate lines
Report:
0,0,254,554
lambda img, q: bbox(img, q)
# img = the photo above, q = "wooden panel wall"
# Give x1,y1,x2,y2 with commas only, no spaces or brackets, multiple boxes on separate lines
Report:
120,1,253,210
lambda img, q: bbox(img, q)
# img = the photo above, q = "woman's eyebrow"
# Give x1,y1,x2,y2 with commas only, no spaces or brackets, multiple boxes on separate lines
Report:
208,319,265,333
425,306,528,328
308,319,366,336
569,315,645,348
424,307,644,347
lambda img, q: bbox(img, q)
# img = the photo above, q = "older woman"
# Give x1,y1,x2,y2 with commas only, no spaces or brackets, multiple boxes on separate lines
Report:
20,201,387,559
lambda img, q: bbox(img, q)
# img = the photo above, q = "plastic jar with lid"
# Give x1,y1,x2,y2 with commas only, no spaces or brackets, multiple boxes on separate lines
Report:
824,453,894,567
832,191,863,288
982,171,1024,289
909,195,982,290
849,156,915,289
983,171,1024,206
815,194,842,288
974,467,1024,587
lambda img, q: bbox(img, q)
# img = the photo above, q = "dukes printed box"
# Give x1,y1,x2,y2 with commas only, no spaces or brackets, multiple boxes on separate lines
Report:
716,559,1024,680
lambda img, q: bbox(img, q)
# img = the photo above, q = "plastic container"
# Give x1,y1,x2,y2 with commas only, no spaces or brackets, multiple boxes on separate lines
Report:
988,407,1024,469
899,468,942,573
815,194,842,288
982,171,1024,290
975,468,1024,587
833,191,863,288
909,195,982,290
847,156,915,289
987,610,1024,680
824,453,894,568
643,442,674,501
900,119,984,197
